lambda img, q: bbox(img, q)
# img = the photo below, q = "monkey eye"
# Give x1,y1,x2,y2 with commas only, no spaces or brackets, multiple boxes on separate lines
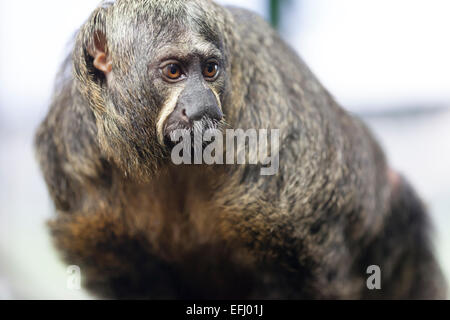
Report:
203,62,219,80
161,63,183,81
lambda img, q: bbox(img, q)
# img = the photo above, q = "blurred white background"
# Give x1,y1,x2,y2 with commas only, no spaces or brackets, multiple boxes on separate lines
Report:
0,0,449,299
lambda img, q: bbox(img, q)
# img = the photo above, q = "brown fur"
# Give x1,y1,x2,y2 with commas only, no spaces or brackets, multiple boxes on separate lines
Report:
35,0,447,299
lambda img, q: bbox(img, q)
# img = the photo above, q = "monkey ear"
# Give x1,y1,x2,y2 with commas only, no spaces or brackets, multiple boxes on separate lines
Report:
88,31,112,76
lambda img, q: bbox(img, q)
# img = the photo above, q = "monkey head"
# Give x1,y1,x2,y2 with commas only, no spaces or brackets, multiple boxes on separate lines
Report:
73,0,232,181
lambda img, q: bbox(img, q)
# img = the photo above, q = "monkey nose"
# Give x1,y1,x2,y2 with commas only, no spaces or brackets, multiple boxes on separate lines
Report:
184,104,223,122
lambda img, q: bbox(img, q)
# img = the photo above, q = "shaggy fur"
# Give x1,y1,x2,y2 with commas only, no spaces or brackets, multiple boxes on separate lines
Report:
35,0,447,299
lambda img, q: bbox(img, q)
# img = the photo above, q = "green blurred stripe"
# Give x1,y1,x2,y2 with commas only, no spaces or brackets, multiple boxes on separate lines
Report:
269,0,281,29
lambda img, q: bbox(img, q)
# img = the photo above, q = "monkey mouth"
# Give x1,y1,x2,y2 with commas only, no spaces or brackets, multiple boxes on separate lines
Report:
163,116,225,149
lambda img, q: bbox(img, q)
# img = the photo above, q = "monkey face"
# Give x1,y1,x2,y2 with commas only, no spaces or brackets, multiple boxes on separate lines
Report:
157,58,223,145
152,41,226,147
77,0,231,180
